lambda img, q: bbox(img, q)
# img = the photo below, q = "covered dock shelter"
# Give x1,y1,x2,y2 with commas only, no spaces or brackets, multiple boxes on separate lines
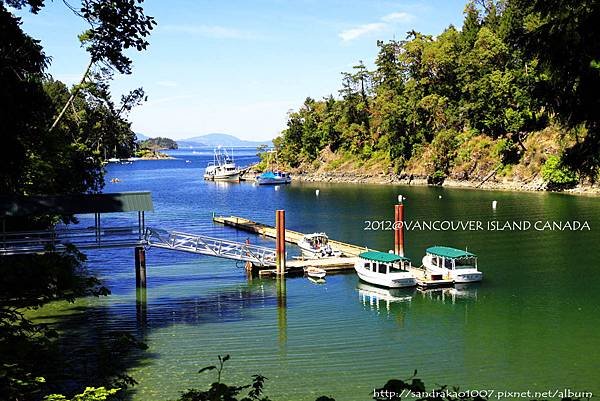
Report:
0,191,153,256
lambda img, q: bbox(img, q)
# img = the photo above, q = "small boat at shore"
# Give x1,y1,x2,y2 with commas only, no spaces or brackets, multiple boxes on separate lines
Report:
304,266,327,279
298,233,341,259
354,251,417,288
422,246,483,283
204,147,240,181
257,171,291,185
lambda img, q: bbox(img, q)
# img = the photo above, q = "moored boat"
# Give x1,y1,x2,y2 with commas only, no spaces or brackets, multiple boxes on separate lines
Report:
422,246,483,283
256,171,291,185
298,233,341,258
354,251,417,288
204,147,240,181
304,266,327,279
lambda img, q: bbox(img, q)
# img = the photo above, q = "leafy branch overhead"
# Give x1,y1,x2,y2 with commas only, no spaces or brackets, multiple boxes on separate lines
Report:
7,0,156,74
77,0,156,74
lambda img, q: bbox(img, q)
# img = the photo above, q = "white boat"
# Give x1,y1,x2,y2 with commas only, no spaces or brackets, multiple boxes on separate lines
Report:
304,266,327,279
256,171,291,185
204,147,240,181
107,157,120,163
354,251,417,288
298,233,341,259
422,246,483,283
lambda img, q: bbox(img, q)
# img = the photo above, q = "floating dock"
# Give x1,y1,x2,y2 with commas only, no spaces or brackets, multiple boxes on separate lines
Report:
213,214,454,287
213,215,367,257
258,257,358,277
408,267,454,288
213,215,363,274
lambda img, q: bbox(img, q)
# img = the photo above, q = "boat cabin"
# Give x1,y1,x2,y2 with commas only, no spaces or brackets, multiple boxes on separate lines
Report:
426,246,477,270
304,233,329,248
358,251,411,274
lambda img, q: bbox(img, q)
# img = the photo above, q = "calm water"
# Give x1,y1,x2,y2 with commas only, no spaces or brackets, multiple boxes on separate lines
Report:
34,148,600,400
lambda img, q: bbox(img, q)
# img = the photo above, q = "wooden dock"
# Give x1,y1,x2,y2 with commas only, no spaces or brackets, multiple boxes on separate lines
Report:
213,215,367,257
258,257,358,277
213,214,363,274
213,215,454,287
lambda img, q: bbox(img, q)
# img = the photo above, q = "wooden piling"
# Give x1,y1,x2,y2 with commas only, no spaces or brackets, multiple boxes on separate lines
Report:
135,246,147,288
394,203,405,257
275,210,286,275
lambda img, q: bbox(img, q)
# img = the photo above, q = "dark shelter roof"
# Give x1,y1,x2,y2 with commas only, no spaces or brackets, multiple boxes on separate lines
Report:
0,191,153,217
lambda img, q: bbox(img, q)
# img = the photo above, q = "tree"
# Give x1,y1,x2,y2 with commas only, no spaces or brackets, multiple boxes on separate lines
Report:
515,0,600,179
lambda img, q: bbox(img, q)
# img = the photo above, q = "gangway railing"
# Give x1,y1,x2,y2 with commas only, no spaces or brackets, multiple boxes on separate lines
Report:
144,228,276,266
0,226,144,255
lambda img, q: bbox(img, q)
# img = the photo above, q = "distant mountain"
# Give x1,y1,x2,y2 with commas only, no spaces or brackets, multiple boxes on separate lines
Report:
178,133,272,148
135,132,149,141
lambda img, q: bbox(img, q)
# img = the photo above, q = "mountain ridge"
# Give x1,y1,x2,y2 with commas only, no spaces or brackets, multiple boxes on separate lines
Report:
179,133,272,147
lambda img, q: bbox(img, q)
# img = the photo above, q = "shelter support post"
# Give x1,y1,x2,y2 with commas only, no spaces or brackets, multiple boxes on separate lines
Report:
135,246,147,288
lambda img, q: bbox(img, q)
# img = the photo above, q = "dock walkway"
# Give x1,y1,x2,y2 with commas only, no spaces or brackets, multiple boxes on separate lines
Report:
213,214,364,274
213,215,367,257
213,215,454,287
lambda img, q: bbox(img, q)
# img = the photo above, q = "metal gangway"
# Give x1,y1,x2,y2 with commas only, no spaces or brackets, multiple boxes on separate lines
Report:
144,228,277,267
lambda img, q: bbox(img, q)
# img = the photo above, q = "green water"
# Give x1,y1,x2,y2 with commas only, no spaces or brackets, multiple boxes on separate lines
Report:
31,155,600,400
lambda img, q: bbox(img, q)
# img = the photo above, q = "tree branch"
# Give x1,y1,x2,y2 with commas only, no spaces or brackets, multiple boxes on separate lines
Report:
49,58,94,132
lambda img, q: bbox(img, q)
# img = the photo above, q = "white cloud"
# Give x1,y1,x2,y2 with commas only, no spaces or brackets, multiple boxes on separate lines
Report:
381,12,414,23
339,11,415,42
162,24,259,40
339,23,386,42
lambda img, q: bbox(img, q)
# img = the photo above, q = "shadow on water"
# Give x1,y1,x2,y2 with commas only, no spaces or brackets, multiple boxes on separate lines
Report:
32,277,283,400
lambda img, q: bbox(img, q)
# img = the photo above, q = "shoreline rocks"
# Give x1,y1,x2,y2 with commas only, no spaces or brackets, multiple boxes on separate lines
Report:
292,171,600,196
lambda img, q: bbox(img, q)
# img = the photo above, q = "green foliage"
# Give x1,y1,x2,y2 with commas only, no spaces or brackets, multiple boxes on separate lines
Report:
139,137,179,150
170,358,588,401
45,387,119,401
513,0,600,179
274,0,556,178
541,155,579,189
174,355,271,401
1,1,154,400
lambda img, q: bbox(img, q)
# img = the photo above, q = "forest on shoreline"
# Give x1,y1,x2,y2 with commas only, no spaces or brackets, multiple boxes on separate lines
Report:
274,0,600,191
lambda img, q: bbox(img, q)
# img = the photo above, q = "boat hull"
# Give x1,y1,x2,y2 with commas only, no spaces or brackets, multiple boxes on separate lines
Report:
354,265,417,288
422,255,483,283
257,177,291,185
213,172,240,181
299,246,341,259
304,267,327,279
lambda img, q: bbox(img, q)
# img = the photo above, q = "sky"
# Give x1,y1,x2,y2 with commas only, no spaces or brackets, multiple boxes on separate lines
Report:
15,0,467,141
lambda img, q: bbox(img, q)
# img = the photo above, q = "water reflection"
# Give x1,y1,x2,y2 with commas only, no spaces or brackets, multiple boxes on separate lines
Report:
417,283,479,304
135,287,147,335
276,278,287,354
213,180,241,189
358,282,414,309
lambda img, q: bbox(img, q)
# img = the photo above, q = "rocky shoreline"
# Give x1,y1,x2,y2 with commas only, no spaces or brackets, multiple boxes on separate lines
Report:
292,171,600,196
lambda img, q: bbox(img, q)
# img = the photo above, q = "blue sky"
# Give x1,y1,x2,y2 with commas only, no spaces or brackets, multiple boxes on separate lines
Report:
16,0,467,141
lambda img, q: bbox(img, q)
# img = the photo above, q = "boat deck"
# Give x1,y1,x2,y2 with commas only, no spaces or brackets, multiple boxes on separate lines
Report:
408,267,454,288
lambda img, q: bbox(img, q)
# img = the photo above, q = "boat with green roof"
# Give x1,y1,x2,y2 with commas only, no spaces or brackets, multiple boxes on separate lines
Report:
354,251,417,288
422,246,483,283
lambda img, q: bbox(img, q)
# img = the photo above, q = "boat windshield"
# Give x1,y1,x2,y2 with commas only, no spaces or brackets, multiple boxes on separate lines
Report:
454,257,477,269
389,263,407,273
